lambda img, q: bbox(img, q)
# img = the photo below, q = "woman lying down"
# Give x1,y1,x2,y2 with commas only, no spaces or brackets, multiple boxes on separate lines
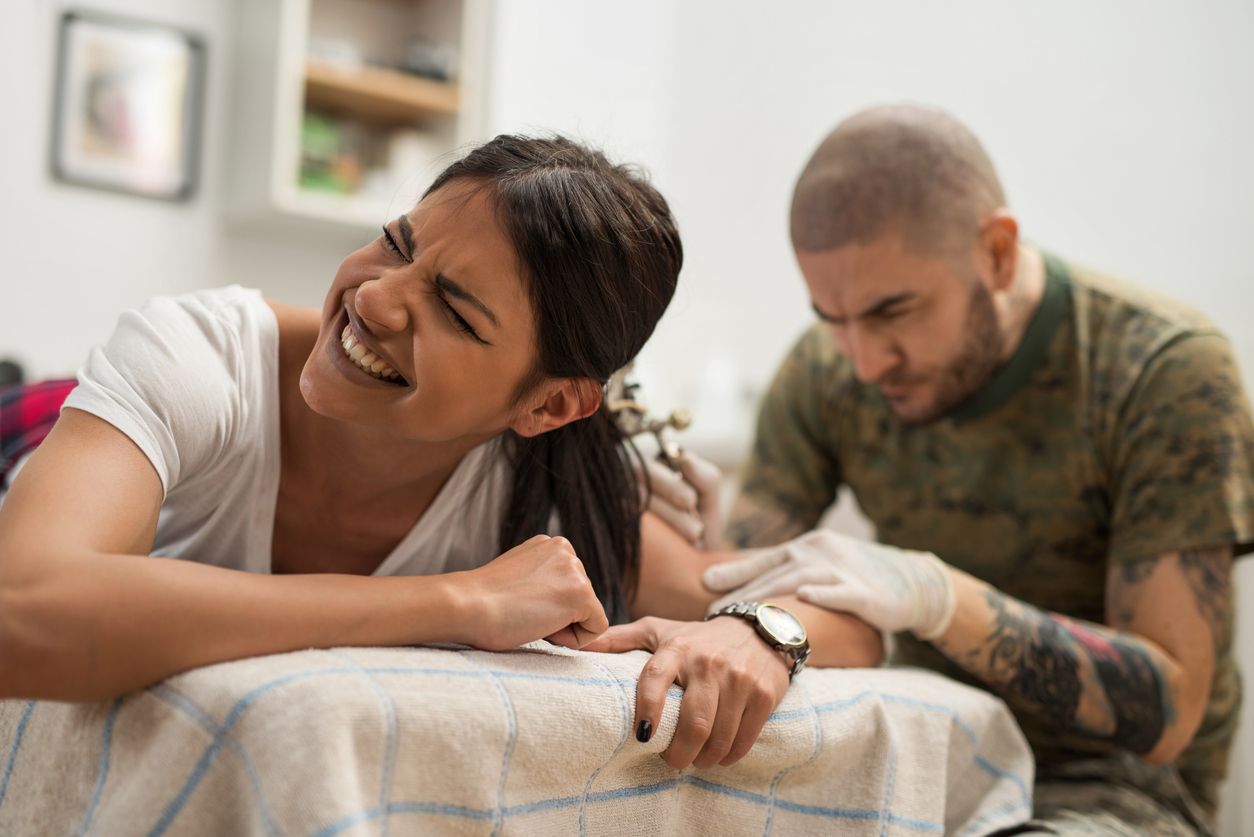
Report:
0,135,881,771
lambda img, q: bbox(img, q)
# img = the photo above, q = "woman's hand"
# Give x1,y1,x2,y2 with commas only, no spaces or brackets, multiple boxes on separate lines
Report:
583,616,790,770
452,535,609,651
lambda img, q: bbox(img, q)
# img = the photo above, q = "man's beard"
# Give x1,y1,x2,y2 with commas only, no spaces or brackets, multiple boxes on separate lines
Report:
891,282,1003,426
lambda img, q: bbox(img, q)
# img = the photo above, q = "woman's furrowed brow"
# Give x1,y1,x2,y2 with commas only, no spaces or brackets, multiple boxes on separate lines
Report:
436,274,500,327
397,215,415,252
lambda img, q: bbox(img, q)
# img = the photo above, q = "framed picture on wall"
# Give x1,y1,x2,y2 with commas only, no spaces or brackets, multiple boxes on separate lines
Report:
50,11,206,201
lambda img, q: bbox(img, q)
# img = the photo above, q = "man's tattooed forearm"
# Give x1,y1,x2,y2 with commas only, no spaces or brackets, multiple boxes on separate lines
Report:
1056,616,1169,754
984,591,1082,729
981,590,1168,754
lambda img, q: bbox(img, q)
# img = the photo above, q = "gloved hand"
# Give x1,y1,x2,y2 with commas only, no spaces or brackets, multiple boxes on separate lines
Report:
642,450,724,550
702,530,957,640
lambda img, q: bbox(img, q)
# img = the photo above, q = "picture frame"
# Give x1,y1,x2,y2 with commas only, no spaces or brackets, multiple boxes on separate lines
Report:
49,10,206,201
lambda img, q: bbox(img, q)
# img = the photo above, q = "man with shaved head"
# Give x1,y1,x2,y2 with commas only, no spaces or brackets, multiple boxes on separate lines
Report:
662,105,1254,833
786,106,1018,427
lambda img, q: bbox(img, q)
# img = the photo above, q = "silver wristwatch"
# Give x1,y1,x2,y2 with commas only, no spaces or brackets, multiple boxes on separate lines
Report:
705,601,811,680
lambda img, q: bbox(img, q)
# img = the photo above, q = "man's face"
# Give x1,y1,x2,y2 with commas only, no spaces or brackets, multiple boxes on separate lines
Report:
796,230,1003,426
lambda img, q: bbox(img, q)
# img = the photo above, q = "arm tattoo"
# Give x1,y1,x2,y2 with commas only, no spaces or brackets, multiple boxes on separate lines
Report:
985,593,1082,729
1111,559,1155,625
725,496,811,549
1111,549,1232,653
1116,558,1156,585
979,589,1169,754
1057,615,1170,754
1177,548,1233,653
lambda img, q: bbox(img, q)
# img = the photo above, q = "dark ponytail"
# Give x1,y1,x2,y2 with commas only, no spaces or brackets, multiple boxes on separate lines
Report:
497,410,642,622
424,136,682,624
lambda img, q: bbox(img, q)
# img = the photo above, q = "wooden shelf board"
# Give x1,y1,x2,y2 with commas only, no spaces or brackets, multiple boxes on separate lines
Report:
303,61,460,124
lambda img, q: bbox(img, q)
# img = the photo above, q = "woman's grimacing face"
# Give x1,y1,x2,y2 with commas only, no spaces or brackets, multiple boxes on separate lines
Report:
299,180,543,443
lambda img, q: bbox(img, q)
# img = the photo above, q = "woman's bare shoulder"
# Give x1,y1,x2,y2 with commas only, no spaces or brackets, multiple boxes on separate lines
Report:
265,298,322,330
266,299,322,367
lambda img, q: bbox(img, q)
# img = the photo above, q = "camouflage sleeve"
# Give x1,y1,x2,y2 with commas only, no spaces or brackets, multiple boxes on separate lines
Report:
1108,333,1254,564
727,326,843,549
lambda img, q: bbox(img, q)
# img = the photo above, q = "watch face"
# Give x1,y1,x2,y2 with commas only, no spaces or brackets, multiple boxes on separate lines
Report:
757,604,807,646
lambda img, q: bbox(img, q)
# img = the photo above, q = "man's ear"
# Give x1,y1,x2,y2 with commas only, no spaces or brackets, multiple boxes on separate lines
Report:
510,377,604,438
975,209,1019,293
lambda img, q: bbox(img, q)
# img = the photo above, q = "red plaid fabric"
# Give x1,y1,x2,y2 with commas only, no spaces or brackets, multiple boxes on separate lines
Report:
0,379,76,485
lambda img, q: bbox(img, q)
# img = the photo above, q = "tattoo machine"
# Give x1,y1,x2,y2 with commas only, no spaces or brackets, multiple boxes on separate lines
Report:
607,363,692,472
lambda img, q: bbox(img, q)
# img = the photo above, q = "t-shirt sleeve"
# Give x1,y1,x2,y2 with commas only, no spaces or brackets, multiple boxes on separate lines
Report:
1108,333,1254,564
61,292,246,496
732,327,843,546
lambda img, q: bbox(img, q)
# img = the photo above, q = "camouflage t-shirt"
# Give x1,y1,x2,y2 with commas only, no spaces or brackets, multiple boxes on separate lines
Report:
733,251,1254,817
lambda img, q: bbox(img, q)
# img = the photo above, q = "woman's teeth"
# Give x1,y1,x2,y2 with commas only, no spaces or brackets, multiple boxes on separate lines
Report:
340,324,403,382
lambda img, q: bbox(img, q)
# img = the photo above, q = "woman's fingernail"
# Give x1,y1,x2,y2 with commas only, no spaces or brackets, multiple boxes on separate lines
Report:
636,719,653,743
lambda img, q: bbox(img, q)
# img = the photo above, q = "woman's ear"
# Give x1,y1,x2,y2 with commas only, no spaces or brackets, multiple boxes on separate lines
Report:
511,377,604,438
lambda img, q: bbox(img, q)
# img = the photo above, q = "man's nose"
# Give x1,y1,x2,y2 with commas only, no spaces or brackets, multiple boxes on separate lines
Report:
844,325,901,385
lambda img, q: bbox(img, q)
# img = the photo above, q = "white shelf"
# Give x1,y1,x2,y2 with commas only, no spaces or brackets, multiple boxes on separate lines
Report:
303,60,460,123
275,187,394,231
224,0,491,239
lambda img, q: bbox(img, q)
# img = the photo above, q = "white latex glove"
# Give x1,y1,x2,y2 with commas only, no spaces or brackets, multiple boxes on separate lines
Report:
702,530,957,640
642,450,724,550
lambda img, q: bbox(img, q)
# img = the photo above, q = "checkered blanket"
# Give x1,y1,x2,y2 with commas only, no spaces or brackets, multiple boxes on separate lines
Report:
0,644,1033,836
0,379,75,486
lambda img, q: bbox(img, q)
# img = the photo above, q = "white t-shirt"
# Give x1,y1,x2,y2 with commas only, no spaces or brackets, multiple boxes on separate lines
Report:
53,286,513,576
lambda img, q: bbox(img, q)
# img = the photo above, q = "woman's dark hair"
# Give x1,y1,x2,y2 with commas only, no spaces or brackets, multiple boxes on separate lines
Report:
424,135,682,624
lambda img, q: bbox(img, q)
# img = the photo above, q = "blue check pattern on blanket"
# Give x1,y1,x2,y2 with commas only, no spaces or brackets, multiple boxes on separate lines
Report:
0,643,1032,836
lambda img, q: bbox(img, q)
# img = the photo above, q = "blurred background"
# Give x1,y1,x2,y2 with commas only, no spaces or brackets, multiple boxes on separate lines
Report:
0,1,1251,830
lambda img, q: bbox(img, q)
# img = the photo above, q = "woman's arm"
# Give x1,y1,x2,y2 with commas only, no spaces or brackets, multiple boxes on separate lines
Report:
587,515,882,770
632,512,884,668
0,410,607,702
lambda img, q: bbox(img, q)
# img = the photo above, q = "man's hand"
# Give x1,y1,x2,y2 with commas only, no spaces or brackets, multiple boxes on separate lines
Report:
582,615,790,769
703,530,957,639
643,451,724,549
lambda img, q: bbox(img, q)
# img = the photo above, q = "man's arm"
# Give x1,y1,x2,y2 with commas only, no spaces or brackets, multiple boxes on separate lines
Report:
593,513,882,770
632,512,884,668
725,493,815,550
932,547,1230,764
724,325,847,550
701,528,1231,763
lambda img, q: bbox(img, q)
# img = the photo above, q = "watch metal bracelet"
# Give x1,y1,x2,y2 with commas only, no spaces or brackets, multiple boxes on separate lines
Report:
705,601,810,680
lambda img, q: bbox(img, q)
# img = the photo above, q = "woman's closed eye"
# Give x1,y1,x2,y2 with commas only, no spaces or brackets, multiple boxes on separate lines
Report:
381,226,410,262
433,289,490,345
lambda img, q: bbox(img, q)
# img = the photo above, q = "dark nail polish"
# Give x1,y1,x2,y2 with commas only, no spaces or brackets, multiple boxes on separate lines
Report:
636,719,653,743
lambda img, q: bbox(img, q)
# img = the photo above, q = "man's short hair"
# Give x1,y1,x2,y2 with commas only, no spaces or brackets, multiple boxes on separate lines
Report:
791,104,1006,256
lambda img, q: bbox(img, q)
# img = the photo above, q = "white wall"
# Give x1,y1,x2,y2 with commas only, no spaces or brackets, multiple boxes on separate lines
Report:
1,1,1252,831
489,3,1254,832
652,1,1254,446
0,0,346,382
